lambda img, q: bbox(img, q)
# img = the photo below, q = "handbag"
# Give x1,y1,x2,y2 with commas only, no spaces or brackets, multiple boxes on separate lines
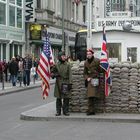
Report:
91,78,99,86
61,83,72,94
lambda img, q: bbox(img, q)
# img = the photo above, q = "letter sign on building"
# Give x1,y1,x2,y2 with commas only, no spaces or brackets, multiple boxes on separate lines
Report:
25,0,35,22
105,0,111,17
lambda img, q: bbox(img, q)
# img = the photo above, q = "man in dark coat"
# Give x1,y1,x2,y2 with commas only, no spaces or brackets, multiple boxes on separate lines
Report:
84,48,101,115
51,51,72,116
9,57,19,86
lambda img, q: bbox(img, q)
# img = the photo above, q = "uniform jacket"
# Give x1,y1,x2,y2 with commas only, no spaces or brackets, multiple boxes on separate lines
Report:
84,57,101,98
51,61,72,98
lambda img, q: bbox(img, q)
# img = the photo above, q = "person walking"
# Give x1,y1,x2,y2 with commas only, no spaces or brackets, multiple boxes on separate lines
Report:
51,51,72,116
9,57,19,86
23,54,32,86
84,48,101,115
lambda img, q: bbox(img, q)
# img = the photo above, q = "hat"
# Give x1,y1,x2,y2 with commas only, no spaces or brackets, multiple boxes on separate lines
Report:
12,56,15,59
87,48,94,54
58,51,65,57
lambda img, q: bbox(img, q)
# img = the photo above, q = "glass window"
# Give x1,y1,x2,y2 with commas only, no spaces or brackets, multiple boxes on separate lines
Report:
127,48,137,63
0,2,6,25
9,6,15,26
9,0,15,4
3,44,6,60
17,0,22,6
10,44,13,59
37,0,41,9
14,44,18,56
17,8,22,28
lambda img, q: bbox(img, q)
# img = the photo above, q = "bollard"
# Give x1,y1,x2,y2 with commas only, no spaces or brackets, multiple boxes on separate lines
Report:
33,75,35,84
2,72,4,90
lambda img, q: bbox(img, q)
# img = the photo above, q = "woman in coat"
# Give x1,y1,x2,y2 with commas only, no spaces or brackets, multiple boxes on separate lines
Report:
51,51,72,116
84,48,101,115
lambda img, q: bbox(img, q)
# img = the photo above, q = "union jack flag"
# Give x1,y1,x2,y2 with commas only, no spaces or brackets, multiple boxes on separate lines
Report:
100,25,112,96
37,30,54,99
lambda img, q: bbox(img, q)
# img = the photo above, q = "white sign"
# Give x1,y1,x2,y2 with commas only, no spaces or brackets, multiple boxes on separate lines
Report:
110,11,131,18
25,0,35,22
95,17,140,31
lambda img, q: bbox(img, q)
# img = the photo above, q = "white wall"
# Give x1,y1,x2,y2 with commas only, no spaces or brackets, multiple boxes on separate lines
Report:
91,31,140,62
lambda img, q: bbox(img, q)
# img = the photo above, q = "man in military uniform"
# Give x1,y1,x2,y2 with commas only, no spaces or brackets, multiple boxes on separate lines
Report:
51,51,72,116
84,48,101,115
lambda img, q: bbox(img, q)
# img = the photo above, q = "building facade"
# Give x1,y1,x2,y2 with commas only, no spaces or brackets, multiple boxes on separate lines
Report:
26,0,86,60
91,0,140,63
0,0,25,61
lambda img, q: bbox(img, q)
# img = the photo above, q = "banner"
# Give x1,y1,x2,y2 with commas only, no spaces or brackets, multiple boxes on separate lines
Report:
25,0,35,22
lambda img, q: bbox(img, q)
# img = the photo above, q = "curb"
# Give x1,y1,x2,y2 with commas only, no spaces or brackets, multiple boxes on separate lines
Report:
0,80,55,96
20,101,140,123
20,113,140,123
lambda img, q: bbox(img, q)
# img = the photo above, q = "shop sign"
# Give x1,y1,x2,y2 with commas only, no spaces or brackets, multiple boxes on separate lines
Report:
96,17,140,30
25,0,35,22
29,24,42,40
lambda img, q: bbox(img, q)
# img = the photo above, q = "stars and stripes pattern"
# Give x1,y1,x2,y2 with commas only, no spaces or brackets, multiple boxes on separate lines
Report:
100,25,112,96
37,31,54,99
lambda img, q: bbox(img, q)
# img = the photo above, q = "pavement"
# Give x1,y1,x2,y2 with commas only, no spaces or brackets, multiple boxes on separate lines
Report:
1,79,140,123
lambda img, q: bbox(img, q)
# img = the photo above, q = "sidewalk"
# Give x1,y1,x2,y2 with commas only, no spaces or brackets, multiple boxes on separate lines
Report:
0,79,55,95
20,101,140,123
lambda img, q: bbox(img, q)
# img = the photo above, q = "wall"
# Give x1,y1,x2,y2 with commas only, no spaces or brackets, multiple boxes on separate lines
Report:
70,61,140,113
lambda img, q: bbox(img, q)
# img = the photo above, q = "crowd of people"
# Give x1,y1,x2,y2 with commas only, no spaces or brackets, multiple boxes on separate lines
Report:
0,54,39,87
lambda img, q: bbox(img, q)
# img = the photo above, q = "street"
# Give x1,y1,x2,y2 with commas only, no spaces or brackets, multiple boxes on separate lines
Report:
1,86,140,140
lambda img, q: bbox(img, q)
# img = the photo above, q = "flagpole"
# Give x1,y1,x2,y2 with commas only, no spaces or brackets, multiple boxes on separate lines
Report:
62,0,65,51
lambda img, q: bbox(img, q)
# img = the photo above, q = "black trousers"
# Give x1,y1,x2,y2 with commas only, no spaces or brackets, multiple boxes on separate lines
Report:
56,98,69,114
87,97,97,113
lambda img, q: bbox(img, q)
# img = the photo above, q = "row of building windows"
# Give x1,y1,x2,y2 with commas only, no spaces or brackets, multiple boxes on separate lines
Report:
0,0,22,28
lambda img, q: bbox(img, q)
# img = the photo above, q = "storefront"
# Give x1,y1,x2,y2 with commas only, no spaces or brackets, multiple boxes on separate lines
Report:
29,25,75,61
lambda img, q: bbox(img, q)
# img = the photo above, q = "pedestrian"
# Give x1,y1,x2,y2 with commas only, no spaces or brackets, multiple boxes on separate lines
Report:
23,54,32,86
51,51,72,116
84,48,101,115
9,57,19,86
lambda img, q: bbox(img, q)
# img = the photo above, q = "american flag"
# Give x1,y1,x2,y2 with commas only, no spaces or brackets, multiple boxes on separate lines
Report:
100,25,112,96
37,30,54,99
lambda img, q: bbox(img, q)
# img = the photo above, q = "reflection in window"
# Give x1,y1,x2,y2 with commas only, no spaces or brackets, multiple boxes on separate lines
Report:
9,6,15,26
0,3,6,25
17,8,22,28
9,0,15,4
127,47,137,63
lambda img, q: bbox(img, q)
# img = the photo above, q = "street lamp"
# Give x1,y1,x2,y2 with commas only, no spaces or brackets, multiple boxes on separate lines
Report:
122,22,133,31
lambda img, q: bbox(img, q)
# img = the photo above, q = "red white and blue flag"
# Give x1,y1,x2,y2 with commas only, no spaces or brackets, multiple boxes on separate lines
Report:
37,30,54,99
100,25,112,96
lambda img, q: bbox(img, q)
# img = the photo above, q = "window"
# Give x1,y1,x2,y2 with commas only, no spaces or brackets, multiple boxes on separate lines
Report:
17,8,22,28
0,2,6,25
111,0,125,11
127,47,137,63
9,6,15,26
9,0,15,4
37,0,41,9
83,5,86,23
17,0,22,6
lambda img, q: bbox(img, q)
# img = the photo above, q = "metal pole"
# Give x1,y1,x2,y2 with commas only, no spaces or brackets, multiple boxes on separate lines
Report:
62,0,65,51
87,0,92,49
